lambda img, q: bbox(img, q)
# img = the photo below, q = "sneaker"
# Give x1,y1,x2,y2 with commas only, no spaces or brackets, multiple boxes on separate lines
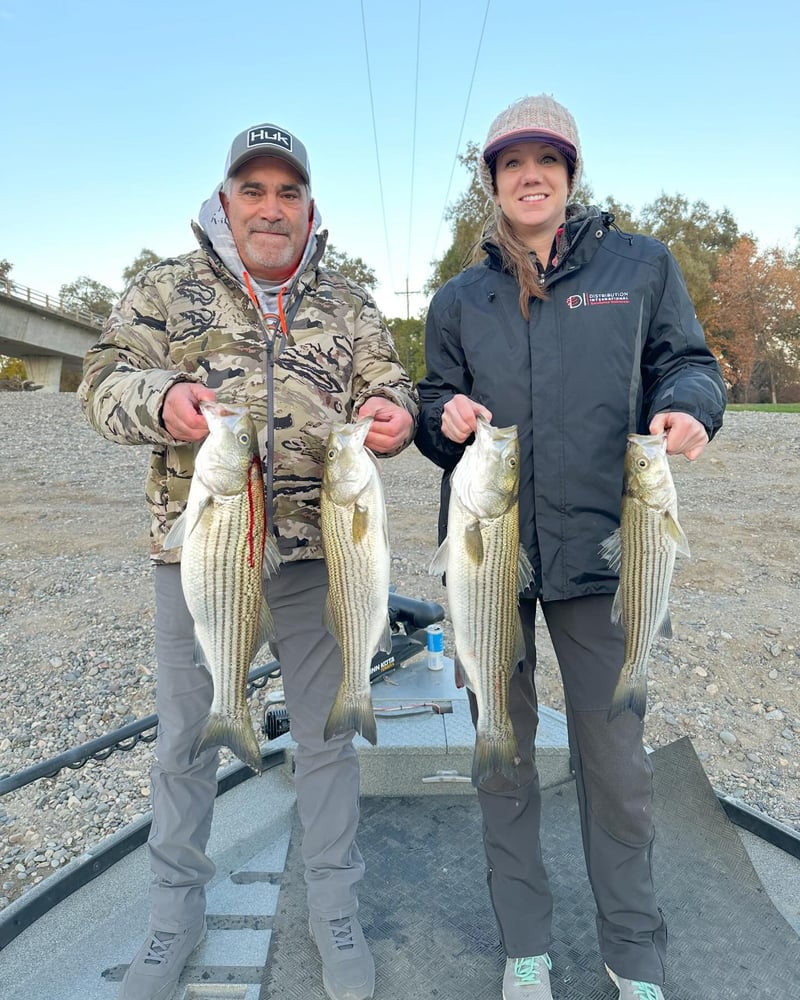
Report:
606,964,665,1000
119,918,207,1000
502,953,553,999
308,913,375,1000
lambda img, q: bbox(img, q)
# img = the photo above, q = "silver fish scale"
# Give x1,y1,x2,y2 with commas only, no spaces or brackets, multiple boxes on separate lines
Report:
322,482,390,694
618,495,677,673
448,496,520,735
183,482,266,715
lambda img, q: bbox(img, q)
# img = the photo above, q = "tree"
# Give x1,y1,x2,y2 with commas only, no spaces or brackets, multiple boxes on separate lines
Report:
122,248,160,286
387,316,426,384
324,243,377,291
708,237,800,402
0,258,12,283
58,276,117,319
637,194,740,324
427,142,490,295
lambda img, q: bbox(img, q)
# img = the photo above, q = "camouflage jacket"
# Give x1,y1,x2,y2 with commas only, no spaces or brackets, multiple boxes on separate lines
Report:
78,226,419,564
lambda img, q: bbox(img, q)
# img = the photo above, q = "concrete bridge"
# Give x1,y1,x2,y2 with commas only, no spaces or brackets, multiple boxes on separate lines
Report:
0,280,105,391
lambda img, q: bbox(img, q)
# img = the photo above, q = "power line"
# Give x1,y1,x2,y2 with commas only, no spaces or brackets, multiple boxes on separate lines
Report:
405,0,422,283
395,278,423,320
360,0,395,293
430,0,492,267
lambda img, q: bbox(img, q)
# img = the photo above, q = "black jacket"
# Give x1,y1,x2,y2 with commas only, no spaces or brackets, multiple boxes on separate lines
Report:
415,206,726,601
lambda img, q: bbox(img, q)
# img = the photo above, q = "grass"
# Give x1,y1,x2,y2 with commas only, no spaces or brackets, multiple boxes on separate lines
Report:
726,403,800,413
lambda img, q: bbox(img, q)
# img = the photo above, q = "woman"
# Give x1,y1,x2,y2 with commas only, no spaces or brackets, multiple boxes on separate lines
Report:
415,94,726,1000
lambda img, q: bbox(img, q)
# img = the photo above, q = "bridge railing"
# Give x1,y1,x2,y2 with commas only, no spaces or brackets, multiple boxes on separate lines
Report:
0,278,107,330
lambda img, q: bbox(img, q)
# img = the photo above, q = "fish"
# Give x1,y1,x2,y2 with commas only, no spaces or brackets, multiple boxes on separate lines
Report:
599,431,691,722
320,416,392,746
163,400,281,774
430,415,533,787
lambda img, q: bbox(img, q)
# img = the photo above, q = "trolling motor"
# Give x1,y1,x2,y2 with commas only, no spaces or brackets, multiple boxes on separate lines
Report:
262,591,445,740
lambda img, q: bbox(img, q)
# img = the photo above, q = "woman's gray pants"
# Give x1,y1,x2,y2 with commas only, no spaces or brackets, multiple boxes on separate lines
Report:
149,559,363,931
470,594,667,986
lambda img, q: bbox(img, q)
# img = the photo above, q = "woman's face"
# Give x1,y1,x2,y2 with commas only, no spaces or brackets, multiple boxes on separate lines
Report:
493,141,570,248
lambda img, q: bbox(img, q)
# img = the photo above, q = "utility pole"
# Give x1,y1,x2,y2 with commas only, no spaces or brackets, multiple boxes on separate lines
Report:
394,277,422,320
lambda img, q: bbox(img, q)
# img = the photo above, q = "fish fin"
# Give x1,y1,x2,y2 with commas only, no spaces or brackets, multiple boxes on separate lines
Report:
517,545,534,593
193,635,209,669
191,712,263,774
378,617,393,656
262,535,282,578
656,611,673,640
324,690,378,746
513,622,527,672
472,730,522,788
599,528,622,573
607,665,648,722
254,599,277,652
429,538,449,576
609,587,623,625
464,521,484,565
351,503,369,545
162,512,186,550
664,512,691,557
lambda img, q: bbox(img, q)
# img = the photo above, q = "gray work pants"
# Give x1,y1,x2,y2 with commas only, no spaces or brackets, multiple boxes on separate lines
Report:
469,594,666,985
149,559,363,930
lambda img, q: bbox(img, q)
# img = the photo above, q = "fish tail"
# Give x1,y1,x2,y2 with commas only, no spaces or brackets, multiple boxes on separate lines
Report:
471,731,522,788
607,666,648,722
324,691,378,746
191,712,263,774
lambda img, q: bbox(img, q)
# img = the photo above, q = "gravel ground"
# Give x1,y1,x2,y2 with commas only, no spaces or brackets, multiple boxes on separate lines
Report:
1,393,798,913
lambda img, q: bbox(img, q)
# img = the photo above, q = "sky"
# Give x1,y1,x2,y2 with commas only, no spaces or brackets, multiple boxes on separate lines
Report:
1,0,798,320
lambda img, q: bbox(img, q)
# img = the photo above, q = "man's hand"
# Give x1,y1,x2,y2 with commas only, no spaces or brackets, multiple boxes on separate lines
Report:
162,382,217,442
441,394,493,444
649,411,709,460
358,397,414,454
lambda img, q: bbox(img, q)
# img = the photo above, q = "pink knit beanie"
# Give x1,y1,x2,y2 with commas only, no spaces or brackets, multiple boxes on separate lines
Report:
479,94,583,196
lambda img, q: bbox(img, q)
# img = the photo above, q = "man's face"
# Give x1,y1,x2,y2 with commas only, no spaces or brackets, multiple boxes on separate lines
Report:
220,156,312,282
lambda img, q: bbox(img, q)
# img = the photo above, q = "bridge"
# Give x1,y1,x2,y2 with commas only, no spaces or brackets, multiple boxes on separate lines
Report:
0,279,106,391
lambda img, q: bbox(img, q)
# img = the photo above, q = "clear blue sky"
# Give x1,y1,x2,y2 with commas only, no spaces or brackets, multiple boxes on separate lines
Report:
2,0,797,319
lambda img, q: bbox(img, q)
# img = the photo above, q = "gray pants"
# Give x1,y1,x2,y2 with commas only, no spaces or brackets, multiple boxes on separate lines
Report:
469,594,666,985
149,559,363,930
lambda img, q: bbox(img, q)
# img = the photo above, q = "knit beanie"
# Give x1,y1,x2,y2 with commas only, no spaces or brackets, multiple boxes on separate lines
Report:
479,94,583,197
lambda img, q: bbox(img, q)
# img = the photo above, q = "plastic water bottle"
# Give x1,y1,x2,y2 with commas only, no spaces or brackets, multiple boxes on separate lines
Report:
426,623,444,671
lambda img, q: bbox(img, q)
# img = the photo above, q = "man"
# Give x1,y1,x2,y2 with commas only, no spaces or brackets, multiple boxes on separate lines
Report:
79,121,418,1000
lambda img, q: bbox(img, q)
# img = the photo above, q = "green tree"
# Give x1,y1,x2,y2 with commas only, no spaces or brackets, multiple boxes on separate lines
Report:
0,258,12,283
324,243,377,291
122,248,160,286
0,356,27,382
427,142,490,295
636,194,740,323
387,316,426,384
59,276,117,319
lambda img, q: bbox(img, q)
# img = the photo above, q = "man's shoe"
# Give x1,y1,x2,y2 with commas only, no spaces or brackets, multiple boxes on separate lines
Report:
308,913,375,1000
606,964,665,1000
119,918,207,1000
502,953,553,999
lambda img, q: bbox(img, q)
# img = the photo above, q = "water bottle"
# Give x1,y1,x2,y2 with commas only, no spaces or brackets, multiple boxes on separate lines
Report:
426,623,444,671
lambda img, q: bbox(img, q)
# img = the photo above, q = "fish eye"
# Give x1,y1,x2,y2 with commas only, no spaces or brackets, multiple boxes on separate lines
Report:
239,432,250,445
637,458,648,468
508,457,517,469
327,448,336,460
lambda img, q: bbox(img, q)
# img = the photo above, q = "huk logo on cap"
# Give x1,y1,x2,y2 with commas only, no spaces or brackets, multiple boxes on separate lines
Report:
247,127,292,151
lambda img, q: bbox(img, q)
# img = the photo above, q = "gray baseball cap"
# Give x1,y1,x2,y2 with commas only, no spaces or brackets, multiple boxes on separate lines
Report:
224,123,311,185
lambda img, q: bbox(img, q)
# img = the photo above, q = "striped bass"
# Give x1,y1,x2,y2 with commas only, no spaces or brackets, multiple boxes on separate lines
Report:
600,432,690,721
431,415,533,787
163,401,281,774
321,416,391,746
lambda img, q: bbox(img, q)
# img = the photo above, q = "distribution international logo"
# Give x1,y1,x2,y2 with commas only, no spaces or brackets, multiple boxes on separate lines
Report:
566,291,630,309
